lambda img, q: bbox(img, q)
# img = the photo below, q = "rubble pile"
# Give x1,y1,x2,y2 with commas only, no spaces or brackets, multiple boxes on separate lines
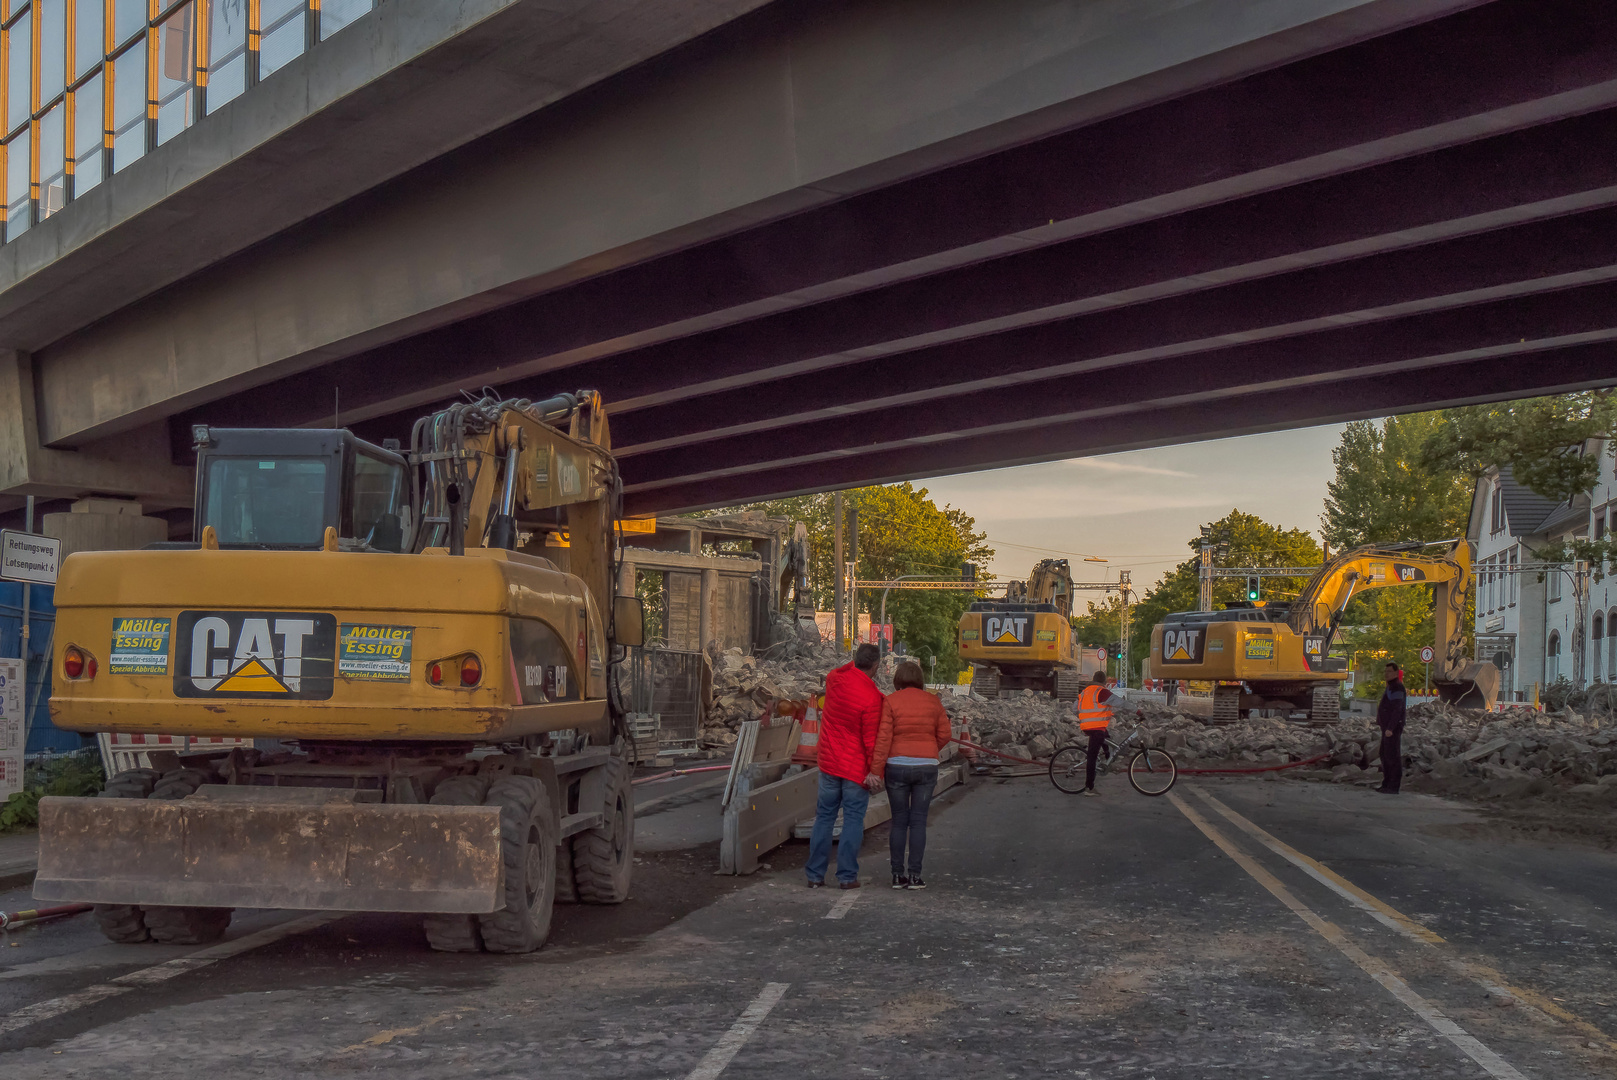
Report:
699,643,845,749
694,649,1617,806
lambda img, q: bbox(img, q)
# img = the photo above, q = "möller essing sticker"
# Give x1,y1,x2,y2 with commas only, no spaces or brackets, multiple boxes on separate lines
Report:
338,624,413,681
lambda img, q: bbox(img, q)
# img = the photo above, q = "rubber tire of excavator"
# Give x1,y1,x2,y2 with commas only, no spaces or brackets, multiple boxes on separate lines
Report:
91,769,163,944
477,774,558,954
1213,685,1242,723
422,774,491,953
555,835,579,904
143,767,234,945
573,753,633,904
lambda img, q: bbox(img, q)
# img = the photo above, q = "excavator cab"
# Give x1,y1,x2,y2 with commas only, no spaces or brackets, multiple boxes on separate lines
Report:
189,427,412,552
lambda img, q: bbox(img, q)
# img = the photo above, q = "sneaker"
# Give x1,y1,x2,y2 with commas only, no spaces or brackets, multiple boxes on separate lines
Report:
906,877,927,890
892,874,909,889
806,879,826,889
839,880,861,890
1082,788,1102,798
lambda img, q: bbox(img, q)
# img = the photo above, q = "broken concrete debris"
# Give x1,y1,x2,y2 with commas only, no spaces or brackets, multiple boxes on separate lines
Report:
701,645,1617,804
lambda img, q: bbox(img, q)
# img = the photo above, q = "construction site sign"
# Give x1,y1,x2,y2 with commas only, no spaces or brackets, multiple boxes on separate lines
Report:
0,530,60,584
0,657,21,799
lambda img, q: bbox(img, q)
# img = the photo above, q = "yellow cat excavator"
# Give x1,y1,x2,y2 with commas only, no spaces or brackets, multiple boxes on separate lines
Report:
34,391,644,953
1149,540,1498,722
958,558,1101,700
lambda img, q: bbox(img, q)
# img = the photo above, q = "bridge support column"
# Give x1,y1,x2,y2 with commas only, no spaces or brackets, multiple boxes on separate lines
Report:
0,351,191,517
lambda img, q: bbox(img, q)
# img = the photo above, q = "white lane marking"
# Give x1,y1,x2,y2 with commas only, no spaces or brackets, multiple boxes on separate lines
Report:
1168,792,1528,1080
1193,788,1617,1047
685,982,788,1080
824,890,861,920
0,913,336,1039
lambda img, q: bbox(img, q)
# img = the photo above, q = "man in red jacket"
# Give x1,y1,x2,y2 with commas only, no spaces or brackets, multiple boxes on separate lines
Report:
806,643,885,888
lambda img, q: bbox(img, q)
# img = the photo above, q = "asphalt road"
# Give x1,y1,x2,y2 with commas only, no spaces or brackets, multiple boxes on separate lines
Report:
0,771,1613,1078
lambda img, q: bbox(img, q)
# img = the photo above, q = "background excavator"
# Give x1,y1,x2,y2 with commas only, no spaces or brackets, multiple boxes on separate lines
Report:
34,392,643,954
957,558,1101,700
1149,540,1499,722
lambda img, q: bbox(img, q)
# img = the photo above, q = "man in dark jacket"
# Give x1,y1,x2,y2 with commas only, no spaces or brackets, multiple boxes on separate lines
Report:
1377,661,1407,794
806,643,885,889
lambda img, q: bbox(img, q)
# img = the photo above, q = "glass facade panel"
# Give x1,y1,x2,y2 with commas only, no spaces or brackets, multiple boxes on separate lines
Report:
205,0,245,113
38,100,64,217
74,0,104,79
111,39,143,171
154,1,191,145
39,0,65,103
71,69,102,192
8,10,33,132
320,0,368,40
5,134,29,239
0,0,374,241
259,0,304,79
111,0,141,47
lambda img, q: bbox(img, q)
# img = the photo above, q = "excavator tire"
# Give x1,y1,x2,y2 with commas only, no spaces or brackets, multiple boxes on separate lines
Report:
478,774,558,954
574,754,633,904
1054,668,1084,702
1309,684,1342,723
144,767,234,945
971,666,1000,699
555,837,579,904
91,769,163,944
1212,685,1242,723
423,774,491,952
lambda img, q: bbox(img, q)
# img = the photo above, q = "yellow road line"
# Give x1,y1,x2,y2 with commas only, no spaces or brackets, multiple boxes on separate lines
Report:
1167,791,1528,1080
1191,787,1617,1053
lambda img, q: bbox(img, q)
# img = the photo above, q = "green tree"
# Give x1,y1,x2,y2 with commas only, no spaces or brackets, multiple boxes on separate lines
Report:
1128,510,1323,680
1321,414,1473,550
705,484,994,677
1072,595,1127,678
1341,587,1437,700
1420,390,1617,503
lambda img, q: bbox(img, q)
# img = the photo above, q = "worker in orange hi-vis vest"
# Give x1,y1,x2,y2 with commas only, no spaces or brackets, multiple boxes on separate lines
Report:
1075,670,1117,797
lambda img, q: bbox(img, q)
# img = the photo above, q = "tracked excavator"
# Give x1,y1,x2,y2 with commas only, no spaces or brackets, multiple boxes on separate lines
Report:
1149,540,1499,722
957,559,1101,700
33,392,644,953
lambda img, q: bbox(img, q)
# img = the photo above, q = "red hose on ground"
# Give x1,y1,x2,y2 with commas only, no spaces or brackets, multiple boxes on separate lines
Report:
631,764,732,787
1178,751,1332,775
0,904,93,930
952,736,1333,776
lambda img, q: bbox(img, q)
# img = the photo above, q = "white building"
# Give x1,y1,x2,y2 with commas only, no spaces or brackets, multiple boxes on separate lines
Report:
1467,443,1617,701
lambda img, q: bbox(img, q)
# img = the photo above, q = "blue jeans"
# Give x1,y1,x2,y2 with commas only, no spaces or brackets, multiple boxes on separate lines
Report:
885,764,938,876
806,773,870,884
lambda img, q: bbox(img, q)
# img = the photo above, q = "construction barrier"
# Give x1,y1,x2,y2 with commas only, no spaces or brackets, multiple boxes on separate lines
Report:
97,732,255,776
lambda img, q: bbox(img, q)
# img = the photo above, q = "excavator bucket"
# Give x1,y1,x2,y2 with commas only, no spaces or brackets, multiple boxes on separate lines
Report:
1434,661,1501,711
33,788,504,913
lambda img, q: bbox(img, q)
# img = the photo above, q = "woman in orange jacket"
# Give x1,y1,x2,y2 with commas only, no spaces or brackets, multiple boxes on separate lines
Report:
870,660,953,890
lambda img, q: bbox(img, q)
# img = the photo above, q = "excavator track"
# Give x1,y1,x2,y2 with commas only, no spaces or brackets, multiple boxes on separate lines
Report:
971,665,1001,699
1054,667,1084,701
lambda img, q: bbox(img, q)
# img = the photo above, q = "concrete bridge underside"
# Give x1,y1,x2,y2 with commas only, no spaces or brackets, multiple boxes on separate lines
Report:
4,0,1615,528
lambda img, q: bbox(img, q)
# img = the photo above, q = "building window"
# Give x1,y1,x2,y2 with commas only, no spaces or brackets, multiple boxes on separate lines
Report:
1549,566,1562,603
1598,512,1609,541
1490,483,1503,534
1547,630,1561,684
1595,616,1605,683
0,0,376,240
1508,546,1518,605
1609,611,1616,680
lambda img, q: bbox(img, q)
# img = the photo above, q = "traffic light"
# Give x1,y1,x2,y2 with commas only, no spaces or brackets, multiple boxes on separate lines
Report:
962,562,976,582
1246,575,1261,602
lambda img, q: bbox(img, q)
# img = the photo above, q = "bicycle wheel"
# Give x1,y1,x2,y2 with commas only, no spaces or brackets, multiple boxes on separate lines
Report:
1048,746,1089,794
1128,748,1178,796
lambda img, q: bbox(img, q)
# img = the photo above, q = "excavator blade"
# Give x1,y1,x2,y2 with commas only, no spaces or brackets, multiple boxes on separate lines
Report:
33,790,503,913
1434,661,1501,711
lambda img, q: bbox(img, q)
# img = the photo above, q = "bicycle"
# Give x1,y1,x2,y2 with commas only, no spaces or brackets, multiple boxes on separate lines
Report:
1048,724,1178,796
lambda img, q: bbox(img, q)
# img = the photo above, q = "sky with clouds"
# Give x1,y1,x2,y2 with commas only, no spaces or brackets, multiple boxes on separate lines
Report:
915,422,1349,592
